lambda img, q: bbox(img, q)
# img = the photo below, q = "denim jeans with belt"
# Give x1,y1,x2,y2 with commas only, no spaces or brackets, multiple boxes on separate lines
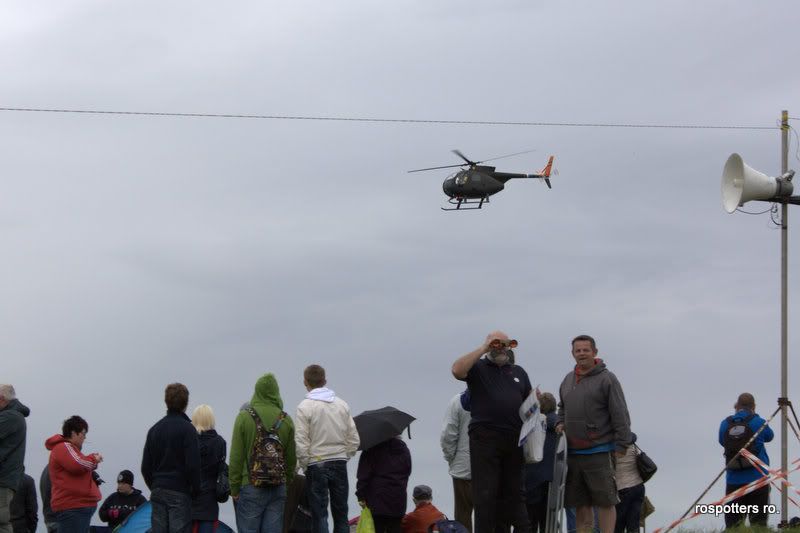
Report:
306,461,349,533
151,488,192,533
235,483,286,533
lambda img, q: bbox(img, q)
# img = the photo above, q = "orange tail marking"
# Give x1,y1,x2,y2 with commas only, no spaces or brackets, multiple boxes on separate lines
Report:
540,156,555,177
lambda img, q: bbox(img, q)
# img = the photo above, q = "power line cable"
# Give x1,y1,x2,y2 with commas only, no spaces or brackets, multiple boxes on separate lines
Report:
0,106,779,130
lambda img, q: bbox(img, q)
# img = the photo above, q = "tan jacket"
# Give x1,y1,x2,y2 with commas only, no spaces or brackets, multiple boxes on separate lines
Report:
295,388,360,468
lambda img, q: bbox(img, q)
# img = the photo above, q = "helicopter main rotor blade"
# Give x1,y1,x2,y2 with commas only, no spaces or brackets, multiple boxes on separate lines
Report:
452,150,477,166
407,163,467,173
476,148,538,164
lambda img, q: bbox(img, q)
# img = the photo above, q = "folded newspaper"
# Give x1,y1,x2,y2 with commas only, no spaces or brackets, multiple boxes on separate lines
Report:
518,391,546,463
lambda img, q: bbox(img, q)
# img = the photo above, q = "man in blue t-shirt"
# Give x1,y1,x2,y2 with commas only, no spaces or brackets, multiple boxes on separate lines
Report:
718,392,774,529
452,330,532,533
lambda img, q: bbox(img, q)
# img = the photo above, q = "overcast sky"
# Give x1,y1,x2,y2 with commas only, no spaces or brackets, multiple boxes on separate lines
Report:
2,1,800,530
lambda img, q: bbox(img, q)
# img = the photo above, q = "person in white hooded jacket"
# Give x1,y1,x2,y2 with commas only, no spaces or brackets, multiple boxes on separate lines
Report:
295,365,360,533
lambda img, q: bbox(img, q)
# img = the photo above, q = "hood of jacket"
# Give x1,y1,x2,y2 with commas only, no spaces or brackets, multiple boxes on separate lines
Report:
305,387,336,402
1,399,30,418
574,358,607,381
116,487,143,498
45,434,70,451
251,374,283,409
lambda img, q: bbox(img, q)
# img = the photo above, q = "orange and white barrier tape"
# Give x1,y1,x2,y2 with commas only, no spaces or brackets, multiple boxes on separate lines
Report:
653,463,794,533
740,450,800,507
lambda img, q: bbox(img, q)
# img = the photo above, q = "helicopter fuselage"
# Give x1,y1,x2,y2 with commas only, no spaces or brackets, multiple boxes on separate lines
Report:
442,166,504,199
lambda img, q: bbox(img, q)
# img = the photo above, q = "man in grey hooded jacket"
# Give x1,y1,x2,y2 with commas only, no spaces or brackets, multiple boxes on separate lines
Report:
556,335,631,533
0,385,30,533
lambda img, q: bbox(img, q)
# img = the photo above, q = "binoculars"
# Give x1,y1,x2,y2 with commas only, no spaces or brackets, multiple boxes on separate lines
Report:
490,339,518,349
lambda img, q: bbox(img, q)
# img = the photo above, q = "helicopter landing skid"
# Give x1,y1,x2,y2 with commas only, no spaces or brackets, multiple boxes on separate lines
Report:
441,196,489,211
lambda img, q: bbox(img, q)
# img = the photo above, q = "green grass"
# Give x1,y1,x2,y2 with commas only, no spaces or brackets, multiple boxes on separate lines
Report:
674,526,780,532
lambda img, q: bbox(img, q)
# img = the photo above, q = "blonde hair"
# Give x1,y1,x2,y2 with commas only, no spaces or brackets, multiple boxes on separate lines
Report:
192,404,216,432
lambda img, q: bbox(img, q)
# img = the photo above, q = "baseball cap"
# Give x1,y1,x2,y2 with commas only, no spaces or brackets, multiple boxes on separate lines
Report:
117,470,134,485
413,484,433,500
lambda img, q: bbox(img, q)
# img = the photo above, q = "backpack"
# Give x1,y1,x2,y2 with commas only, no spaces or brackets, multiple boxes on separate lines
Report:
247,407,287,486
427,519,469,533
723,413,757,470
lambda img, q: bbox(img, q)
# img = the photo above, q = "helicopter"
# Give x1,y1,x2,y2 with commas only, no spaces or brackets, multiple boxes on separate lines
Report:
409,149,556,210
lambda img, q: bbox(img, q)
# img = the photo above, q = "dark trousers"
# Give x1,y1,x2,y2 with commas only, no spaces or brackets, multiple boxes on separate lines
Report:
372,515,401,533
526,501,547,533
614,484,644,533
469,426,524,533
194,522,217,533
525,481,550,533
453,478,473,533
724,484,769,529
306,461,350,533
151,488,193,533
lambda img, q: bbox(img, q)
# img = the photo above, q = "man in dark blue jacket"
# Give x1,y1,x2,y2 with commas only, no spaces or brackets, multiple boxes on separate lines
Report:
718,392,774,529
142,383,201,533
452,331,532,533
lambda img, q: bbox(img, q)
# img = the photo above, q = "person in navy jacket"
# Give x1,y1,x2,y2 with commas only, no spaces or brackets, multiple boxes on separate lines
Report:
718,392,774,529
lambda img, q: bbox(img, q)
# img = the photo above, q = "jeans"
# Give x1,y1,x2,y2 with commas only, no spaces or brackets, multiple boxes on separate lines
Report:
306,461,349,533
614,484,644,533
469,426,523,533
724,483,769,529
236,484,286,533
151,488,192,533
55,507,96,533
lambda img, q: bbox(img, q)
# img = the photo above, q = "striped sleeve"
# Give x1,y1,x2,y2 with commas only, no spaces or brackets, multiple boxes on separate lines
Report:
58,443,97,473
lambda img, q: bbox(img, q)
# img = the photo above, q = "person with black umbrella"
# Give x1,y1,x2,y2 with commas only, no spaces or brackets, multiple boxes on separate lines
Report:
451,331,533,533
353,407,414,533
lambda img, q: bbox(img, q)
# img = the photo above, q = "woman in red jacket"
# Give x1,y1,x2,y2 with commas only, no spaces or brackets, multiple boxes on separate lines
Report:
45,416,104,533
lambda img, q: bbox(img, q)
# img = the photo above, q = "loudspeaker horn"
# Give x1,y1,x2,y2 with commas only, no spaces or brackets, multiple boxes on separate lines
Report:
721,153,793,213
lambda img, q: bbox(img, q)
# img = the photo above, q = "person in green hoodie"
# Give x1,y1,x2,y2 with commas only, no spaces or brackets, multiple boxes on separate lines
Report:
230,374,296,533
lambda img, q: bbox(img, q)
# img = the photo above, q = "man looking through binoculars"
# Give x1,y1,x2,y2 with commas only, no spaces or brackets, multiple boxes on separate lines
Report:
451,331,533,533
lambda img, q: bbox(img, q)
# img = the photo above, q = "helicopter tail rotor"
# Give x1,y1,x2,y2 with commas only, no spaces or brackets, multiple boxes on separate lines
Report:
540,156,555,178
542,156,555,189
527,156,556,188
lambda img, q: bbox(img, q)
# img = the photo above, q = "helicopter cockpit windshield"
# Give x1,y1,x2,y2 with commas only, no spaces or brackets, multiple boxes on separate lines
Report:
455,172,469,185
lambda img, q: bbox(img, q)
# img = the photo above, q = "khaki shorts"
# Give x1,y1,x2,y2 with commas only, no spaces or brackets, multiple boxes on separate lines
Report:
564,451,619,507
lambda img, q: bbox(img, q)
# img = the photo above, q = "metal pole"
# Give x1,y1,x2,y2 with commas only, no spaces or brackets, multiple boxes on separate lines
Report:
781,109,789,525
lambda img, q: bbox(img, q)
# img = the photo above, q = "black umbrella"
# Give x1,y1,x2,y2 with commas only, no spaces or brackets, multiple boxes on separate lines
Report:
354,406,415,451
